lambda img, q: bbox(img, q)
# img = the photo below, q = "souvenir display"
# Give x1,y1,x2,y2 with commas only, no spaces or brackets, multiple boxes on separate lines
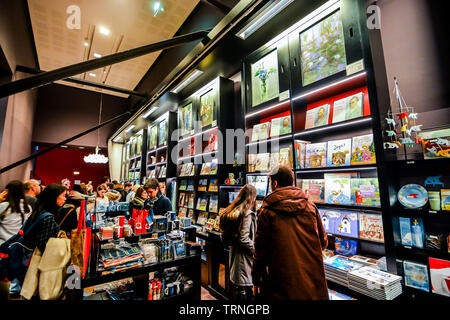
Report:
397,184,428,209
251,50,280,107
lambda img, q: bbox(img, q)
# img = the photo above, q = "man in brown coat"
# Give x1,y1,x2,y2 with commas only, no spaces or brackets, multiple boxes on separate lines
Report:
253,166,329,300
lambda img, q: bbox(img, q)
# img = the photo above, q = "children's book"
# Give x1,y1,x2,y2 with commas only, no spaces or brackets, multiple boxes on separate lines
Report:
258,122,271,140
335,237,358,256
251,124,261,142
350,178,380,207
186,180,194,191
271,116,292,137
178,207,187,218
399,217,412,246
351,134,376,165
324,173,353,205
269,153,279,171
179,180,187,191
197,195,209,211
441,189,450,211
305,142,327,168
327,139,351,167
269,117,281,137
208,179,218,192
210,159,218,175
428,257,450,297
301,179,325,203
209,195,218,213
187,194,195,209
248,154,257,172
334,212,359,238
358,213,384,242
319,209,336,233
178,193,186,207
294,140,310,169
305,104,330,129
197,211,209,225
332,92,364,124
278,147,293,168
255,153,270,171
198,179,208,192
403,260,430,292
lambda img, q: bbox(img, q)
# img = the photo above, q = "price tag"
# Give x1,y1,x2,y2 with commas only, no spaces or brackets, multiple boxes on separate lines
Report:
279,90,290,102
346,59,365,76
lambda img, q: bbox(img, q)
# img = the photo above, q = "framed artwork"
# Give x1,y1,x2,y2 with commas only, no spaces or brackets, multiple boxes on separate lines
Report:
300,10,347,86
149,125,158,150
130,138,136,157
200,89,215,128
136,135,143,154
158,120,168,146
178,103,193,137
251,50,280,107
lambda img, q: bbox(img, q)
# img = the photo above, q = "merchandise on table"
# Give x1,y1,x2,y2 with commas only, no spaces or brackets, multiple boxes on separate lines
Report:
348,266,402,300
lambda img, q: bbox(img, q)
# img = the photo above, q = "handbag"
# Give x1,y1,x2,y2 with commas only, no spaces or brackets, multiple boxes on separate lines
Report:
38,230,71,300
70,200,91,279
20,247,42,300
130,208,149,234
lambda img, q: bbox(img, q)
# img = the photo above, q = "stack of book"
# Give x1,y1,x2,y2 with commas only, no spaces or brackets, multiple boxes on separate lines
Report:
324,255,364,286
348,266,402,300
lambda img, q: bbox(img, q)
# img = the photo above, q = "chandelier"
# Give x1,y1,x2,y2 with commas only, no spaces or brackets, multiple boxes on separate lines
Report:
84,94,109,164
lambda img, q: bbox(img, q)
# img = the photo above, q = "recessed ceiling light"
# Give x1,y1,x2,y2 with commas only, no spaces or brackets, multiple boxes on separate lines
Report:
99,26,110,36
89,73,96,77
84,41,89,47
73,171,80,175
93,53,102,58
152,1,164,16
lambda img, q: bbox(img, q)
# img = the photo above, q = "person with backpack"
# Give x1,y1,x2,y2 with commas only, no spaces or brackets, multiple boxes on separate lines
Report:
0,181,33,298
219,184,257,301
252,166,329,300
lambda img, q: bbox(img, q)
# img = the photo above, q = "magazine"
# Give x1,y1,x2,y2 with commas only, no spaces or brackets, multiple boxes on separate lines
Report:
198,179,208,192
197,195,209,211
209,195,218,213
208,179,218,192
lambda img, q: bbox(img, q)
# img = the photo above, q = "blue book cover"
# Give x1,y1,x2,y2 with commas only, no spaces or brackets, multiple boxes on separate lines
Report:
334,212,359,238
186,180,195,191
319,209,334,233
335,237,358,256
411,218,425,249
399,217,412,246
403,260,430,292
326,139,351,167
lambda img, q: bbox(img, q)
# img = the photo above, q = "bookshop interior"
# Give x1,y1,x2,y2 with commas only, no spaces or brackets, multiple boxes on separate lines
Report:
0,0,449,302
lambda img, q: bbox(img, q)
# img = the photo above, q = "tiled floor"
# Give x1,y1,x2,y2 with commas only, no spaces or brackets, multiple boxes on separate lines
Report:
201,286,217,300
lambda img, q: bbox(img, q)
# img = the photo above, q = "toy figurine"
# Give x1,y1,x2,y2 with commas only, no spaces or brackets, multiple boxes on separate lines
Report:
396,112,409,121
228,173,236,185
409,113,418,119
386,130,397,137
384,142,400,149
386,118,396,126
410,124,423,132
400,137,414,144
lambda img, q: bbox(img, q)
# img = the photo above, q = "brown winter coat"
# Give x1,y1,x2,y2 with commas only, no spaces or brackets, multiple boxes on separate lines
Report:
253,186,329,300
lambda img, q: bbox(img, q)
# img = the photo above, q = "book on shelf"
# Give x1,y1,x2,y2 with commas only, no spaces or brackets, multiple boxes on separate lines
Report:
178,207,187,218
334,212,359,238
305,104,330,129
197,194,209,211
278,147,293,168
251,124,260,142
179,180,187,191
205,129,218,152
186,180,194,191
335,237,358,256
350,178,380,207
198,179,208,191
319,209,339,233
351,134,376,165
209,195,218,213
178,193,186,207
259,122,270,140
269,153,279,171
301,179,325,203
399,217,412,246
441,189,450,211
358,213,384,243
247,175,268,198
187,194,195,209
200,162,209,175
187,209,195,220
428,257,450,297
326,139,351,167
248,154,257,173
403,260,430,292
197,211,209,226
348,255,378,268
324,173,356,205
411,218,425,249
332,92,364,124
305,142,327,168
208,179,218,192
418,128,450,160
254,153,270,172
270,115,292,137
294,140,310,169
210,159,218,175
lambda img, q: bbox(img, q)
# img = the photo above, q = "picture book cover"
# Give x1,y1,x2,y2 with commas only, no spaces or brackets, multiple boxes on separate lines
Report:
441,189,450,211
305,142,327,168
248,154,257,172
179,180,187,191
187,209,195,220
334,212,359,238
429,257,450,297
351,134,376,165
269,153,279,171
197,211,209,226
324,173,352,205
209,195,218,213
399,217,412,246
187,194,195,209
419,128,450,160
198,179,208,192
186,180,194,191
271,116,292,137
200,88,215,128
270,117,282,137
305,104,330,129
178,207,187,218
208,179,218,192
183,163,194,176
327,139,351,167
178,193,186,207
319,209,336,233
411,218,425,249
248,175,268,198
335,237,358,256
278,147,293,168
210,159,218,175
251,50,280,107
158,120,167,146
332,92,364,124
258,122,271,140
251,124,261,142
150,125,158,150
403,260,430,292
255,153,270,172
358,213,384,243
178,103,193,137
205,129,218,152
200,163,209,175
294,140,310,169
301,179,325,203
197,194,209,211
300,10,347,86
350,178,381,207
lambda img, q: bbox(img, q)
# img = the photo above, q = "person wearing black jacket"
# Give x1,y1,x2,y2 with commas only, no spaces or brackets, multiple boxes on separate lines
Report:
143,179,172,215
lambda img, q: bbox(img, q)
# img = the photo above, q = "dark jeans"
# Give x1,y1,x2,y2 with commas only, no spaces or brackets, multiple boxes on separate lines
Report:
231,284,254,301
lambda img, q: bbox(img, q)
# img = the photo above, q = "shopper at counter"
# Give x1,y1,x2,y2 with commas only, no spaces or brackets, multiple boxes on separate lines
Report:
126,184,139,203
144,179,172,215
129,187,148,212
253,166,329,300
23,179,41,210
219,184,257,301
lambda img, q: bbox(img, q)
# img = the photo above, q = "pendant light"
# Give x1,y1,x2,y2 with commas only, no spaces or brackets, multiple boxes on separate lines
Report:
84,93,109,164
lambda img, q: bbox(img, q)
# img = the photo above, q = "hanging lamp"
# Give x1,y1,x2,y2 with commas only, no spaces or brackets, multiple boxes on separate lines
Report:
84,93,109,164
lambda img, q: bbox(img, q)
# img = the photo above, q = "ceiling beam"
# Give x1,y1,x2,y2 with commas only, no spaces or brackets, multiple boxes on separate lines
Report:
16,65,148,98
200,0,232,13
0,29,210,99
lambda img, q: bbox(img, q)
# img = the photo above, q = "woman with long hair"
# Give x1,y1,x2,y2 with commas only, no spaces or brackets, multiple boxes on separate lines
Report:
129,187,148,212
219,184,257,301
